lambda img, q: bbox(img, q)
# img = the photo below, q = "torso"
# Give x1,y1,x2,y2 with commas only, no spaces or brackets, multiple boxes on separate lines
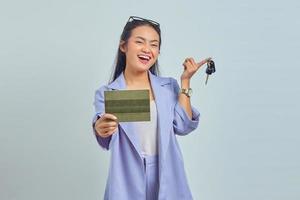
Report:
124,71,155,101
126,85,155,101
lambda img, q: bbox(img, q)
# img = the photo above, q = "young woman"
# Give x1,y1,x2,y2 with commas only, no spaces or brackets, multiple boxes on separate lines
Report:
92,16,211,200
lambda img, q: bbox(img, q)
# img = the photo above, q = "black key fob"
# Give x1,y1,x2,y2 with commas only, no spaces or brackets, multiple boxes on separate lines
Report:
206,60,216,75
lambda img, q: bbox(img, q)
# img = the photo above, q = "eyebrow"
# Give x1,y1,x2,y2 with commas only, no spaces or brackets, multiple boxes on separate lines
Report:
135,36,159,43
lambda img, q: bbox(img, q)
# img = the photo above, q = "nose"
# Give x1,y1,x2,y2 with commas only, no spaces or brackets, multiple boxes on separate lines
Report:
142,43,151,53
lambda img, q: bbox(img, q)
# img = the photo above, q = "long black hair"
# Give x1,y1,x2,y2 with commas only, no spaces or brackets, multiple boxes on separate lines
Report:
110,16,162,83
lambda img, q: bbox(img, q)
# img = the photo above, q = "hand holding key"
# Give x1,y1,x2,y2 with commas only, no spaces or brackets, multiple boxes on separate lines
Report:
181,57,212,80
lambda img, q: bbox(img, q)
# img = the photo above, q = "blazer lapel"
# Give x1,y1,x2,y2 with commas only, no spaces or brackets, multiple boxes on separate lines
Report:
148,72,173,166
107,73,142,158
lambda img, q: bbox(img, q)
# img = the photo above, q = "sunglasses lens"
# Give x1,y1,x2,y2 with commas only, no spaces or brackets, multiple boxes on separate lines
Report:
128,16,159,27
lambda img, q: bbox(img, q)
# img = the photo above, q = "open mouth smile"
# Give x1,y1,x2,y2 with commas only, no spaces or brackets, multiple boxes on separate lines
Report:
137,54,151,64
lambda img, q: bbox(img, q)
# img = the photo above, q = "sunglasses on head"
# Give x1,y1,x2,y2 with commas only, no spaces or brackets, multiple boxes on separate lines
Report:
127,16,160,28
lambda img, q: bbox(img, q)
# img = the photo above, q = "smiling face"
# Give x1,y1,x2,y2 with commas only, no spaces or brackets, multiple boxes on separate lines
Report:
120,25,160,73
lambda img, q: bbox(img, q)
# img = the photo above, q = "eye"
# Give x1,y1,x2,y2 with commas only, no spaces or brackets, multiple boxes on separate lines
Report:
151,43,158,47
135,40,143,44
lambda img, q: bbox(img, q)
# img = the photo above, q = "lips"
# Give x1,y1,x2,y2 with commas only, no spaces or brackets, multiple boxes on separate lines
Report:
137,54,151,64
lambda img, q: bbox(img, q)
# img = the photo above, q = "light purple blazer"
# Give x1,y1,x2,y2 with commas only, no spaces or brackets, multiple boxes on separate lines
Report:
92,71,200,200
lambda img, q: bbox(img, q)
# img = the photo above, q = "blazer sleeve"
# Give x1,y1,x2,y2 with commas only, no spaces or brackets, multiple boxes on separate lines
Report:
92,85,115,150
171,78,200,135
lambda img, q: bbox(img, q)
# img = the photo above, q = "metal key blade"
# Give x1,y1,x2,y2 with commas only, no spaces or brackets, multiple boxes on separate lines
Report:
205,74,209,85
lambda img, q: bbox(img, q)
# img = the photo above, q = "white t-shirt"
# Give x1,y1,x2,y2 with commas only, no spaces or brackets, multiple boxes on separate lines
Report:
132,100,158,156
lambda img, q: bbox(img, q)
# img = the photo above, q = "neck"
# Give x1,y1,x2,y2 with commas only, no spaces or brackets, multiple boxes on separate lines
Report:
124,68,150,87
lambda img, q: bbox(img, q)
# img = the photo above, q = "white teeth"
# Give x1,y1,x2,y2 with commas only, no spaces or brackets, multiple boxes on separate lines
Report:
138,55,150,60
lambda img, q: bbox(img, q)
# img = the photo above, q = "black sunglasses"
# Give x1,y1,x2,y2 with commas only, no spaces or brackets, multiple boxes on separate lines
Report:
127,16,160,28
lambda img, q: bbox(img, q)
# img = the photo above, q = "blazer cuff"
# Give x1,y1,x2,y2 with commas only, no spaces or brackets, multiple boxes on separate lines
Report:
174,102,200,134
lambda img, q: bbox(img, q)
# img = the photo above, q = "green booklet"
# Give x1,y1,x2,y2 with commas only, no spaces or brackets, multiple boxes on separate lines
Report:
104,90,150,122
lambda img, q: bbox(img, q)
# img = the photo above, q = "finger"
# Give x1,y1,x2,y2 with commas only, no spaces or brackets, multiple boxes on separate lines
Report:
186,61,198,71
183,58,188,68
101,126,116,133
95,128,109,138
182,62,188,70
103,127,117,137
185,58,198,70
183,62,191,71
99,121,118,129
96,115,115,125
102,113,118,121
184,58,190,63
187,57,193,64
184,57,192,64
190,58,195,64
96,119,118,131
190,58,199,69
197,57,212,67
96,118,115,127
99,131,111,138
196,57,212,68
98,128,115,137
183,58,192,67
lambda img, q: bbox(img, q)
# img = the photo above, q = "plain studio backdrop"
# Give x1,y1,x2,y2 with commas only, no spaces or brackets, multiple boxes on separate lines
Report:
1,0,299,199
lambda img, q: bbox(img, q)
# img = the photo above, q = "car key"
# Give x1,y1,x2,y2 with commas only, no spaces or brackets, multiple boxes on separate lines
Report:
205,59,216,85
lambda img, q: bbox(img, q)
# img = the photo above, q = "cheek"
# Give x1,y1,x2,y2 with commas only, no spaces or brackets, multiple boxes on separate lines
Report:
126,42,138,53
152,48,160,57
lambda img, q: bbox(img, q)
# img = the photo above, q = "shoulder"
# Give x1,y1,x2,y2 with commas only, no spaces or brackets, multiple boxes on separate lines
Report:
154,74,177,86
157,75,179,89
94,84,110,99
153,75,180,96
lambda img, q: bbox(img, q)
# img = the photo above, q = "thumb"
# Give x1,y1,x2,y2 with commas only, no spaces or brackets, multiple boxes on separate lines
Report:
103,113,118,121
197,57,212,68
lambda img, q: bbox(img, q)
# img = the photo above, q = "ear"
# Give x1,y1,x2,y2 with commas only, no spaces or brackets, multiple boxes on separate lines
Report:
119,40,126,53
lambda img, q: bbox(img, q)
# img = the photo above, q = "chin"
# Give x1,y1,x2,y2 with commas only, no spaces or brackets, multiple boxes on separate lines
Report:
129,62,154,73
137,64,153,72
